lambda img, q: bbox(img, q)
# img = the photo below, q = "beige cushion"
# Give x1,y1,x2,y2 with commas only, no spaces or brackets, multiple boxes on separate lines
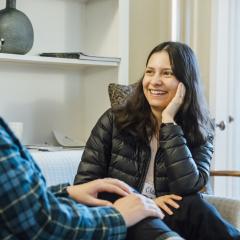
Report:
203,194,240,230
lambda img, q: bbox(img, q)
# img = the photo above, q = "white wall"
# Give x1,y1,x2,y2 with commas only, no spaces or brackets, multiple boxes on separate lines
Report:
129,0,211,102
179,0,211,101
129,0,171,84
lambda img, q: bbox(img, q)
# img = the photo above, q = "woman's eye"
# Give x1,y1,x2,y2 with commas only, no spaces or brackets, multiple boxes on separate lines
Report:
163,71,173,77
145,70,153,74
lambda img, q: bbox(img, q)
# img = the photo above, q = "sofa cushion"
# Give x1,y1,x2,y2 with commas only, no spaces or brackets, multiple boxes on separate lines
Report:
108,83,136,107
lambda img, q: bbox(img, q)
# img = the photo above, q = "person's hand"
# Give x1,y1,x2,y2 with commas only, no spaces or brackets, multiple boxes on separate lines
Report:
162,82,186,123
113,193,165,227
154,194,182,215
67,178,132,206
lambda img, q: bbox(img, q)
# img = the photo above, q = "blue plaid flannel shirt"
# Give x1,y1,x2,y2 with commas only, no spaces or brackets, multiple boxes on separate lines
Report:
0,117,126,240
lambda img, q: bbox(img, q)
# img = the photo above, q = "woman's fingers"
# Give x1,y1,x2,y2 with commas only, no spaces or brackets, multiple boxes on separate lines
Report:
158,202,174,215
175,82,186,103
169,194,182,200
167,199,180,209
155,194,182,215
161,82,186,121
179,83,186,102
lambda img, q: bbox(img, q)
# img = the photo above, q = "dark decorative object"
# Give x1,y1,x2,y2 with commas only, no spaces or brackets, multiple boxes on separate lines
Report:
0,0,34,54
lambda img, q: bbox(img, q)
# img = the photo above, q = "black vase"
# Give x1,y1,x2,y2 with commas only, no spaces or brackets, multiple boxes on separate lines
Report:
0,0,34,54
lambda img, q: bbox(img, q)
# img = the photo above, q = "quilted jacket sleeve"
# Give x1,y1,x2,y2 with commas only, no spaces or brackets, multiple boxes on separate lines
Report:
159,124,214,195
74,109,113,185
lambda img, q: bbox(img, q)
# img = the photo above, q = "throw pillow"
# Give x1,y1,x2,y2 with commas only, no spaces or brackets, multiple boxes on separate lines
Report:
108,83,136,107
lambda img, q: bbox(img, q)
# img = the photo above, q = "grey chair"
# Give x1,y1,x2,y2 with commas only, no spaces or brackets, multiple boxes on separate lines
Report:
203,171,240,229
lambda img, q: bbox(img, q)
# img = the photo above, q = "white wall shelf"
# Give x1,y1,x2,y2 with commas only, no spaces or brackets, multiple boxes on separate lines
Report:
0,0,129,145
0,53,119,68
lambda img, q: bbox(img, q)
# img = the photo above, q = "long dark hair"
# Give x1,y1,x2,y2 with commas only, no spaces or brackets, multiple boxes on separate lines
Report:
113,41,214,147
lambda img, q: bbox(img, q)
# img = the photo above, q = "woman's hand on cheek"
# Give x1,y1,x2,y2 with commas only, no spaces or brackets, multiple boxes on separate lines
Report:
162,82,186,123
154,194,182,215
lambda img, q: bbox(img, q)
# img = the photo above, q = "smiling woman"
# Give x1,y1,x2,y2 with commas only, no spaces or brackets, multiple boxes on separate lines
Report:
142,51,180,116
74,41,240,240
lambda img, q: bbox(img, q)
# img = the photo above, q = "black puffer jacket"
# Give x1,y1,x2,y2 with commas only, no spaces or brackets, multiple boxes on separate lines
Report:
74,109,214,196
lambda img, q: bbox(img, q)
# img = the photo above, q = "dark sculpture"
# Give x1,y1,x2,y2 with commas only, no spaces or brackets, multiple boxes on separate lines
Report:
0,0,34,54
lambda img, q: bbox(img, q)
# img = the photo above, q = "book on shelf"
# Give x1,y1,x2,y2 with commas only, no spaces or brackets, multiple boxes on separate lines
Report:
39,52,121,63
26,145,63,152
25,131,86,152
26,144,84,152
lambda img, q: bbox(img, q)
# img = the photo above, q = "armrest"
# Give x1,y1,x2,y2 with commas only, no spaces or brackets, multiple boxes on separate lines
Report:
205,170,240,194
210,170,240,177
32,150,83,186
203,194,240,230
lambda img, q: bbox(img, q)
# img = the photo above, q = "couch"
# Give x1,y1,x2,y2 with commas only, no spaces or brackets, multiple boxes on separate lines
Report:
32,149,240,230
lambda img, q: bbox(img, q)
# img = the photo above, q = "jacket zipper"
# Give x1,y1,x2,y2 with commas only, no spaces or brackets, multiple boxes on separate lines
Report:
153,147,161,196
138,144,161,196
137,145,151,192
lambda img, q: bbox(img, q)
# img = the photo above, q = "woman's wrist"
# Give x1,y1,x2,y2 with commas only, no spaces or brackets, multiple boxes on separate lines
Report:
161,117,175,124
161,116,177,127
161,114,175,123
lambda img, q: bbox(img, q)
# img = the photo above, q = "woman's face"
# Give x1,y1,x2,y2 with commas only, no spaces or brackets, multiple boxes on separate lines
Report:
143,51,179,113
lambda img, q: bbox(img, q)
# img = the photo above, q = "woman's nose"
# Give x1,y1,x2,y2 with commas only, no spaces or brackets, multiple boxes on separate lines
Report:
151,73,163,84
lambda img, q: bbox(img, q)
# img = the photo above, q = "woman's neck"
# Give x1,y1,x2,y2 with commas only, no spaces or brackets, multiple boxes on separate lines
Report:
151,108,162,128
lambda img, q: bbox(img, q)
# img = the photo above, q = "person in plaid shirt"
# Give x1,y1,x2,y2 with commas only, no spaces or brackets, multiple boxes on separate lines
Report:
0,117,164,240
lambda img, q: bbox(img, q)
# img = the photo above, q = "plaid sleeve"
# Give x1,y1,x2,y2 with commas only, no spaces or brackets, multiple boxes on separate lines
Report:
0,119,127,240
47,183,70,195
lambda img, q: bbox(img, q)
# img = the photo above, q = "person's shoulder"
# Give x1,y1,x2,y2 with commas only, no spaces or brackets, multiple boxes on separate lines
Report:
95,108,115,129
0,119,13,146
104,108,114,116
99,108,114,120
